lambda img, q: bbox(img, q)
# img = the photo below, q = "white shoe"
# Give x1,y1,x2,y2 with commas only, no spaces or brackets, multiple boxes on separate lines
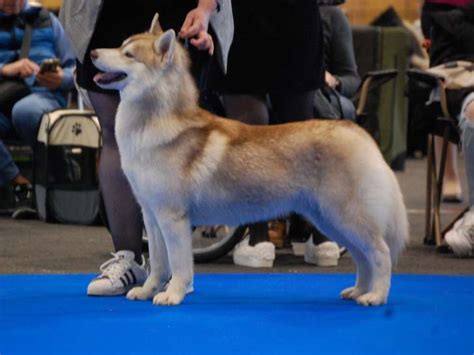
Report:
233,237,275,268
291,242,306,256
445,209,474,257
87,251,148,296
304,236,340,267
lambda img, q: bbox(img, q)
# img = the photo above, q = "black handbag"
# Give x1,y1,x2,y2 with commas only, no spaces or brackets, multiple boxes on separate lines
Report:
314,86,357,120
0,78,31,116
0,20,33,116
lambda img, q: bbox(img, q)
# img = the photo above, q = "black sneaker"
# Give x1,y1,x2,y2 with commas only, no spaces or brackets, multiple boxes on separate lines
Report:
12,184,37,219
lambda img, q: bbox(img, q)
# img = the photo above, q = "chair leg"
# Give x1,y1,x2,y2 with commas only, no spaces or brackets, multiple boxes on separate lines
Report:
433,131,450,247
424,135,435,245
442,207,469,236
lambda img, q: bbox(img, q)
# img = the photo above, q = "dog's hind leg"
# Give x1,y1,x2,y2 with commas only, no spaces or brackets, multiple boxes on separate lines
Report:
127,208,171,301
339,247,372,301
353,237,391,306
304,209,391,306
152,208,193,306
303,211,371,300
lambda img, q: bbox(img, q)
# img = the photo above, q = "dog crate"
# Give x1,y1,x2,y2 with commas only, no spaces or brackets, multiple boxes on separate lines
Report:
34,108,102,224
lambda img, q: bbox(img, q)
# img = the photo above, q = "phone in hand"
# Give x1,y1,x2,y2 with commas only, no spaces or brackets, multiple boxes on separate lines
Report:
39,58,60,74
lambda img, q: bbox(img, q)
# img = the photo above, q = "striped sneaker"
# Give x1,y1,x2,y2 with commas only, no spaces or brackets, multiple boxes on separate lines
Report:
87,251,147,296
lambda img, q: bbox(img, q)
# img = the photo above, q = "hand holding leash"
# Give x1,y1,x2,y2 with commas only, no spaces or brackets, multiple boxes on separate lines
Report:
179,3,215,55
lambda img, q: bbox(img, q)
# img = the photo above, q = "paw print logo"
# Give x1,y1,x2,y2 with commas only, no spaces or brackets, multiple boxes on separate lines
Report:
72,122,82,136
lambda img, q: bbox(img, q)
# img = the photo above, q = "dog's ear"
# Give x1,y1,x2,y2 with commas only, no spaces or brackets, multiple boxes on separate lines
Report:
149,13,163,35
154,29,176,65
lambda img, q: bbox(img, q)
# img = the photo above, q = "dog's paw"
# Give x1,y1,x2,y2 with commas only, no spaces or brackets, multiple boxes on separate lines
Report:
356,292,387,306
153,290,184,306
340,286,364,300
127,286,154,301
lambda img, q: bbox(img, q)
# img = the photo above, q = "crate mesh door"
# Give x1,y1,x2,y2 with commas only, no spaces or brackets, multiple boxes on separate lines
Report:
35,109,102,224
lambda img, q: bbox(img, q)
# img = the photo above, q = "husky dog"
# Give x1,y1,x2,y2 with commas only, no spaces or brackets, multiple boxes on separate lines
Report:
91,14,408,306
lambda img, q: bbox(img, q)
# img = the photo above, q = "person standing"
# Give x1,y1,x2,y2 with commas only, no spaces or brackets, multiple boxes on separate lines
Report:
222,0,326,268
59,0,233,296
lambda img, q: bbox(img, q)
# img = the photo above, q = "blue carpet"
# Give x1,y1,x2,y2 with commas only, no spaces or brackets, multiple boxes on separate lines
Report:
0,274,473,354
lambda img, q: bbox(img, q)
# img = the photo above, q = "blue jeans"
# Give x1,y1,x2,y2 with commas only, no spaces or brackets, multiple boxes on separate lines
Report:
0,92,64,186
460,92,474,207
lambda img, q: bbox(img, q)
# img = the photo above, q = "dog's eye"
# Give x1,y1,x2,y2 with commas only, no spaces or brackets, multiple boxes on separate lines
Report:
124,51,134,59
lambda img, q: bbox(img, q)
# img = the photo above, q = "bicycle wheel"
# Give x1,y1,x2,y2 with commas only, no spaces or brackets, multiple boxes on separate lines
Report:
192,225,247,263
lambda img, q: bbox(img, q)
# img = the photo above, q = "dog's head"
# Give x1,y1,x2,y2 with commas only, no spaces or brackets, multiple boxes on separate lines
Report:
91,13,187,92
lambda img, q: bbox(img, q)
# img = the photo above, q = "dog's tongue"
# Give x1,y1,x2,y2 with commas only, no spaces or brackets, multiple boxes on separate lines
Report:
93,72,125,85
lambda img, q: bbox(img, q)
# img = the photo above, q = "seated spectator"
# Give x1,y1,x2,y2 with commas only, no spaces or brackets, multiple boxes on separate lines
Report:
446,94,474,256
0,0,75,218
315,0,361,121
421,0,473,203
420,1,474,255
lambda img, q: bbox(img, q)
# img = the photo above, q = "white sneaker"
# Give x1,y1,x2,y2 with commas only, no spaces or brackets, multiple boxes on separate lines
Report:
445,209,474,257
291,242,306,256
232,237,275,268
87,251,148,296
304,236,340,267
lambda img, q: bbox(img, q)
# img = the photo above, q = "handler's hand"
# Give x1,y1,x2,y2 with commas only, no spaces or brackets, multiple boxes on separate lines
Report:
179,7,214,55
325,71,340,90
1,58,39,78
36,67,64,90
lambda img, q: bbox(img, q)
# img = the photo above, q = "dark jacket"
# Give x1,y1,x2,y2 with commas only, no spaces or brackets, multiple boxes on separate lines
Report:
428,4,474,65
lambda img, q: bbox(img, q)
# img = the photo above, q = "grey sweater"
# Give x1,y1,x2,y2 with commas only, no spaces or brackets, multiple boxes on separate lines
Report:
320,6,360,97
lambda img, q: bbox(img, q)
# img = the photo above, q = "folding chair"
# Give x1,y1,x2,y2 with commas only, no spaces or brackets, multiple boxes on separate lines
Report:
407,69,469,251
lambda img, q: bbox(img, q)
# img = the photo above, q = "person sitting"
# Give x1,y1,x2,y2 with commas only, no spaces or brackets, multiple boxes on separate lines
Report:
420,1,474,256
445,94,474,256
0,0,75,218
314,0,361,121
421,0,473,203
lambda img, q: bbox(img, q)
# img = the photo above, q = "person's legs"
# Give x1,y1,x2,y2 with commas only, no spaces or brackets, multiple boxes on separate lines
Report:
222,94,271,246
222,94,269,126
1,109,35,218
445,93,474,257
11,92,63,146
460,97,474,208
0,113,20,186
270,90,341,265
85,91,148,296
87,91,144,262
222,94,276,267
0,140,19,186
269,90,315,124
434,137,462,202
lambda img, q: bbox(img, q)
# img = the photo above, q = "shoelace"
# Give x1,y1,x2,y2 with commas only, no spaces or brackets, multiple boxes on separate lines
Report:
98,252,132,283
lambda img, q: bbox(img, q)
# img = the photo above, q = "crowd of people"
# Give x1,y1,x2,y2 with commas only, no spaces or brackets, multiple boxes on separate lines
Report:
0,0,472,297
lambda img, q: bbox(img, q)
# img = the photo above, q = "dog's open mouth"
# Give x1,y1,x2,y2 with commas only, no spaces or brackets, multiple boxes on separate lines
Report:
93,71,127,85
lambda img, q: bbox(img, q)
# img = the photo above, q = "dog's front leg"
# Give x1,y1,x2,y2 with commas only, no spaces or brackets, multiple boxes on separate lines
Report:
152,208,193,306
127,208,171,301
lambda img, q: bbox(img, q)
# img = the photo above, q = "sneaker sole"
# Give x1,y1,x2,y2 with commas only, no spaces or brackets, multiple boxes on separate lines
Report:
304,255,339,267
233,254,274,268
87,287,132,296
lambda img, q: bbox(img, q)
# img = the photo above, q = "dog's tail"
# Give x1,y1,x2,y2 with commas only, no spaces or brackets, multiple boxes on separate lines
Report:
385,178,410,266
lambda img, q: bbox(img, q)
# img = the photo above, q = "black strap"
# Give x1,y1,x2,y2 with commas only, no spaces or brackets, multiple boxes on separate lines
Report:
19,23,32,59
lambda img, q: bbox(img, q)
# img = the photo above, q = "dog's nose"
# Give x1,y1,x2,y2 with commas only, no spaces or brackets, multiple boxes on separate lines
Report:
90,50,98,61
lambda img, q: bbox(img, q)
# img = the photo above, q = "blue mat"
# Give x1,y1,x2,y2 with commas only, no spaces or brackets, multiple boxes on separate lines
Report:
0,274,473,354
